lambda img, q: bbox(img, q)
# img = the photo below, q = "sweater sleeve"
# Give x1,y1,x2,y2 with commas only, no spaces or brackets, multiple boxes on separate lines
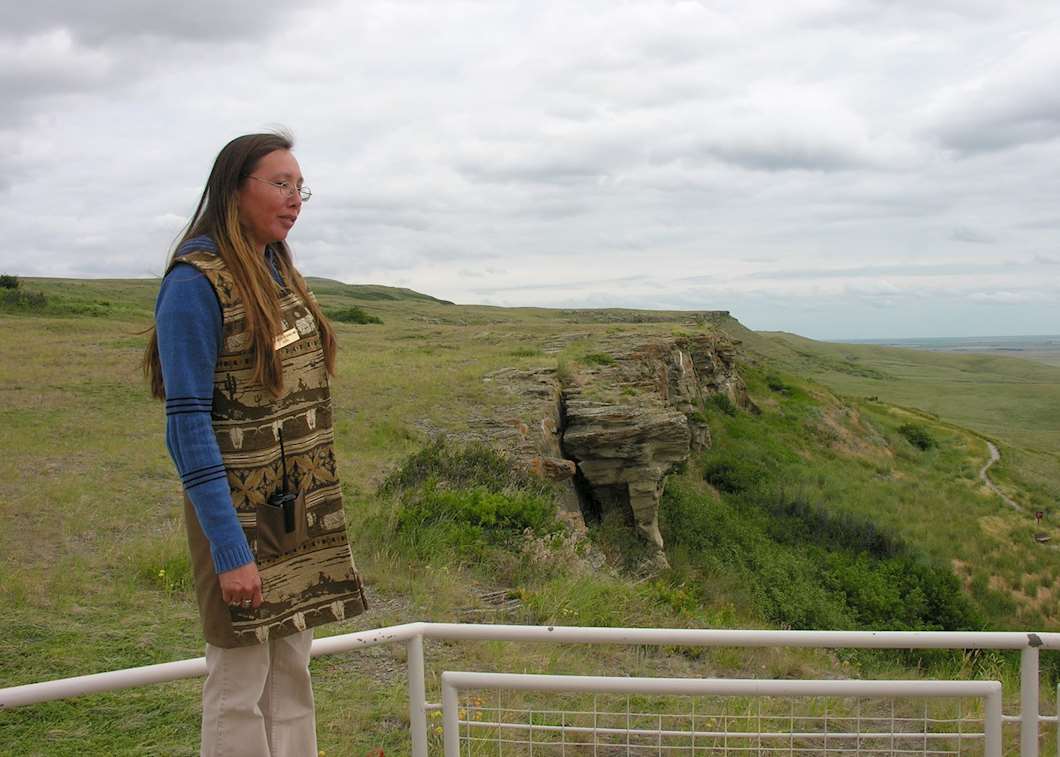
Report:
155,263,255,574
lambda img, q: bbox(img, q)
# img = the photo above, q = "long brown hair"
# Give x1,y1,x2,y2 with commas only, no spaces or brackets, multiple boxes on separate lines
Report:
144,131,336,399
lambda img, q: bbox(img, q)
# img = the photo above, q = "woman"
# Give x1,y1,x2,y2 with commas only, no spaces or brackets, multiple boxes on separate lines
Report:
144,131,367,756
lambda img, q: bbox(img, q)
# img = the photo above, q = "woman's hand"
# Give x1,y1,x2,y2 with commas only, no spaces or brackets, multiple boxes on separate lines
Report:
218,562,263,608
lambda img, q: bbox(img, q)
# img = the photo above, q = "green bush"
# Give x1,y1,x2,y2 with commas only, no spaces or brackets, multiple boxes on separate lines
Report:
766,374,791,394
898,423,937,450
396,485,559,560
379,438,551,497
709,393,737,416
378,439,563,567
762,492,904,559
579,352,616,366
661,476,982,632
399,485,557,534
0,288,46,310
0,274,19,289
703,457,769,494
326,305,382,324
555,356,574,386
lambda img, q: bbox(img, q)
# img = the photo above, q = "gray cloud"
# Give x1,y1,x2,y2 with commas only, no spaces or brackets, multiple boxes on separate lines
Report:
950,226,996,244
745,262,1005,281
930,34,1060,154
706,138,867,173
1,1,328,44
1,0,1057,338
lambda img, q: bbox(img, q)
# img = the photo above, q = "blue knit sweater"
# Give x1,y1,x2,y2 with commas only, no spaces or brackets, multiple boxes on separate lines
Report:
155,236,286,573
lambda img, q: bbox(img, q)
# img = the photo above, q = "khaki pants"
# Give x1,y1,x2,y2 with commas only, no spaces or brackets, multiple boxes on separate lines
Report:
201,629,317,757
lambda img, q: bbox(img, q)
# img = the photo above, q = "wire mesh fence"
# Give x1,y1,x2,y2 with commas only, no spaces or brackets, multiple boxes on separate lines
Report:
439,686,995,756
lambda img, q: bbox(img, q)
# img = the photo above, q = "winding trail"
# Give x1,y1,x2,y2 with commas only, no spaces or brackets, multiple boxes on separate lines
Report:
979,441,1058,548
978,441,1023,513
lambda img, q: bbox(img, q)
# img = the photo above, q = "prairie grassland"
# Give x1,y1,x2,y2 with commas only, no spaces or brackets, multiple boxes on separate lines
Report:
1,278,1058,754
746,329,1060,454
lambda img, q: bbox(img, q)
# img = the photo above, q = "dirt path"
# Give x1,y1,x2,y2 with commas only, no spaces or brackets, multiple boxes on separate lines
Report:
979,440,1024,512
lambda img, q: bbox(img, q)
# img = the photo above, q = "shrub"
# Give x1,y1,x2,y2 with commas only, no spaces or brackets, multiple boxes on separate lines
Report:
399,485,558,534
762,491,904,559
379,439,563,567
703,457,768,494
898,423,936,450
709,393,737,416
579,352,616,366
326,305,382,324
379,438,551,497
396,485,559,560
766,374,791,394
662,471,983,632
555,356,574,386
0,288,47,310
0,274,19,289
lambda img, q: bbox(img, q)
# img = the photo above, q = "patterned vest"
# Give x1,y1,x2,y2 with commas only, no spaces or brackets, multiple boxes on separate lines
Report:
172,249,366,647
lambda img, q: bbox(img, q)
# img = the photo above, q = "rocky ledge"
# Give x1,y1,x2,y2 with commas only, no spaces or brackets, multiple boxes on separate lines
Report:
474,332,753,565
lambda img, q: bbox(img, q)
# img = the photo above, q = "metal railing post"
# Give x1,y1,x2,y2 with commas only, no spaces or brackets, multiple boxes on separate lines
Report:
441,673,461,757
407,634,429,757
1022,646,1040,757
986,682,1004,757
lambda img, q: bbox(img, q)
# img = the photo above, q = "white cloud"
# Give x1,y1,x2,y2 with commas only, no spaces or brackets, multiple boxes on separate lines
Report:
1,0,1058,338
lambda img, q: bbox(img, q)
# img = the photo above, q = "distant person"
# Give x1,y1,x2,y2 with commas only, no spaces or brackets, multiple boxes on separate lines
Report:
143,131,368,756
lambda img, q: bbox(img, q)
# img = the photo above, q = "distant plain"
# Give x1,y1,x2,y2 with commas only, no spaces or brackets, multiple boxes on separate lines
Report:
839,334,1060,367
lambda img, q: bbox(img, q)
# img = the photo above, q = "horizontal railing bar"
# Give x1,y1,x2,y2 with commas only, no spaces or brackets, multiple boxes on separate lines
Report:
461,739,965,755
460,706,986,725
443,672,1003,698
0,622,426,709
455,718,987,740
418,623,1060,650
4,621,1056,709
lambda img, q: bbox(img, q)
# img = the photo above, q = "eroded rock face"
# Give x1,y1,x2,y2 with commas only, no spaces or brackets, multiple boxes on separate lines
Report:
475,333,751,561
477,367,585,528
562,401,690,550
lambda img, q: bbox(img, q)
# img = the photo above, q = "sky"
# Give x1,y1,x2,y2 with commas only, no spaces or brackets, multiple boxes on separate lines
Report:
2,0,1059,339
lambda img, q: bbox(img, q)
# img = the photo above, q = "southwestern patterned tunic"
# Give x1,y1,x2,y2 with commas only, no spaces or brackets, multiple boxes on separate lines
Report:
172,249,366,648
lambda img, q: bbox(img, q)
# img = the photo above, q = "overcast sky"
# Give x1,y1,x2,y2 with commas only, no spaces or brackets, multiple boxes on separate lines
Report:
3,1,1059,338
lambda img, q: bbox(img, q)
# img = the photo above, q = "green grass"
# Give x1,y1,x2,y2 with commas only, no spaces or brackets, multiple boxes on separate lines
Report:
741,328,1060,456
1,277,1058,753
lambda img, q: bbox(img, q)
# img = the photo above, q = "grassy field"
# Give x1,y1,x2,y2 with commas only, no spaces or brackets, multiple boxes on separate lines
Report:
716,324,1060,519
1,276,1058,754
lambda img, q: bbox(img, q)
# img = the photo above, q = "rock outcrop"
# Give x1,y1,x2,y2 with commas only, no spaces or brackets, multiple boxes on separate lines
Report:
474,332,752,563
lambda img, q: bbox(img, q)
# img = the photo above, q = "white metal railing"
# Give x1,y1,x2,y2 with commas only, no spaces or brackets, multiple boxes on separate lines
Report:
440,672,1004,755
1,623,1057,756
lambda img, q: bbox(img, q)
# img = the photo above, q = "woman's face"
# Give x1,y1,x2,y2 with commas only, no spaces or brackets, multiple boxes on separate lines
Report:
236,149,303,252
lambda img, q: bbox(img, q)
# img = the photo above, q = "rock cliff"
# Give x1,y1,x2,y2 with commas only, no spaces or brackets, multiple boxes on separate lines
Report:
475,332,753,564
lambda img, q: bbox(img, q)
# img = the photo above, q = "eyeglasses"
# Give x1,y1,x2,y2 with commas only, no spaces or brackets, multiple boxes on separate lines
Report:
248,175,312,202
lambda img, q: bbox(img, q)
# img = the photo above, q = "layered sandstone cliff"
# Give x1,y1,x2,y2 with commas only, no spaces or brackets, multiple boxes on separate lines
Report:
475,332,752,564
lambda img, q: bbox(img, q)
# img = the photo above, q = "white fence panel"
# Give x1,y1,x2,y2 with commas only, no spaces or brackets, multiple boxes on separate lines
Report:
440,672,1004,757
